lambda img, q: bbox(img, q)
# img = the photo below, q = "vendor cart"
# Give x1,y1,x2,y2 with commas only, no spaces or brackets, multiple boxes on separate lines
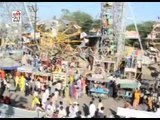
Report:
87,77,110,99
117,82,138,100
89,87,109,99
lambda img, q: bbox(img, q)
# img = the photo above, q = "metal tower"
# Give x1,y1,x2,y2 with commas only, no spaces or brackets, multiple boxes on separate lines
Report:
100,2,114,58
100,2,126,66
112,2,126,66
100,2,143,67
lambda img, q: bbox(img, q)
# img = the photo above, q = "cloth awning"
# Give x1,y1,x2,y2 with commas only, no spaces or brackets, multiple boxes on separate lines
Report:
0,57,21,70
120,82,138,89
33,71,52,76
17,65,35,73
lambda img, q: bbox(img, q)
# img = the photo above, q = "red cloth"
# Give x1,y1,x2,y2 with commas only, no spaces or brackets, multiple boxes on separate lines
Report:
0,70,5,80
4,96,11,105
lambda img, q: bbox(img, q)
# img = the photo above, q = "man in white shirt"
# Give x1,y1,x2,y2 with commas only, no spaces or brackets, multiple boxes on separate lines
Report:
58,106,67,118
73,102,79,114
56,82,62,96
45,102,55,118
97,99,103,110
35,79,41,90
43,85,49,100
41,90,47,109
54,88,59,102
69,104,76,118
89,101,96,118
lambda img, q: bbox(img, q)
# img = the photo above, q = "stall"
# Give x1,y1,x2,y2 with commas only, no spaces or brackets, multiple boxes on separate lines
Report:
108,76,140,100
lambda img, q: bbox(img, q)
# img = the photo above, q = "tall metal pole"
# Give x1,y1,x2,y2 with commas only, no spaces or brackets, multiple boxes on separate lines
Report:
29,2,39,49
128,3,144,56
34,3,38,44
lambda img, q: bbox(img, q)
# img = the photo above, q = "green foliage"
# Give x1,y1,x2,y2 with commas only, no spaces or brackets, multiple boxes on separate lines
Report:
126,21,155,49
126,21,155,38
59,9,101,33
92,19,102,29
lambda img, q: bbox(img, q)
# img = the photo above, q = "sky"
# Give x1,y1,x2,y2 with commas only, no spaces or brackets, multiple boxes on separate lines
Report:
30,2,160,24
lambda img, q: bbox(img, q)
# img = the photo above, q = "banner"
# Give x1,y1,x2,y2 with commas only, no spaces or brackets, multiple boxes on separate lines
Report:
53,72,67,81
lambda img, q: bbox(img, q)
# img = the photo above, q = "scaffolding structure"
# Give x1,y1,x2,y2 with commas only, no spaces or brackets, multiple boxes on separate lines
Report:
100,2,126,66
100,2,114,58
112,2,126,66
100,2,143,67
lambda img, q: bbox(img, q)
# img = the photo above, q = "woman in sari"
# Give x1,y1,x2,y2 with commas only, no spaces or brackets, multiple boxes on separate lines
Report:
133,89,141,109
19,74,25,93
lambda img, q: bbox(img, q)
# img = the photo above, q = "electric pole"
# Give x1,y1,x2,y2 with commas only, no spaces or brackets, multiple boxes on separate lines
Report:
28,2,39,47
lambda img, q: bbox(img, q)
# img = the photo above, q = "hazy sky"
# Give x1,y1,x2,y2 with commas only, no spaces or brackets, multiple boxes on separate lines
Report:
32,2,160,24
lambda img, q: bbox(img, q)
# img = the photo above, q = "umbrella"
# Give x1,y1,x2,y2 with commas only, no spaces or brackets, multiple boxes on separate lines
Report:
0,57,21,70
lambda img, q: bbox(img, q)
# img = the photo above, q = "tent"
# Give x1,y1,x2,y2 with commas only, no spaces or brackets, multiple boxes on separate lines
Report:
17,65,35,73
0,57,21,70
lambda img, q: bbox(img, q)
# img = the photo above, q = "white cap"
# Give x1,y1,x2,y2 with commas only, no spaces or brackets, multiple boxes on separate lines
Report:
73,101,78,104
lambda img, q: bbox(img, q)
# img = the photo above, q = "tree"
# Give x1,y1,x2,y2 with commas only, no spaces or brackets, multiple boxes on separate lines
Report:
126,21,155,38
92,19,102,29
59,10,94,33
126,21,155,49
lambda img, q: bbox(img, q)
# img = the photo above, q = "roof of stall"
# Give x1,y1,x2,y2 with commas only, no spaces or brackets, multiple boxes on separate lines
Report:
0,57,21,70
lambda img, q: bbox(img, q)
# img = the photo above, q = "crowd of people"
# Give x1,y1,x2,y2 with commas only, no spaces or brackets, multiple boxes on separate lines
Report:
0,43,160,118
0,46,108,118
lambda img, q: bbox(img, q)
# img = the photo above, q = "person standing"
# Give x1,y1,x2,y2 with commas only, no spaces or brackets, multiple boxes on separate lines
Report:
31,92,40,110
113,81,117,98
56,81,62,96
147,95,153,111
73,102,79,115
0,79,6,98
15,74,20,91
77,78,82,98
97,107,105,118
30,78,36,95
54,88,59,102
97,99,103,110
19,74,26,94
133,89,141,109
136,60,142,81
41,90,47,109
89,101,96,118
58,106,67,118
69,103,75,118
